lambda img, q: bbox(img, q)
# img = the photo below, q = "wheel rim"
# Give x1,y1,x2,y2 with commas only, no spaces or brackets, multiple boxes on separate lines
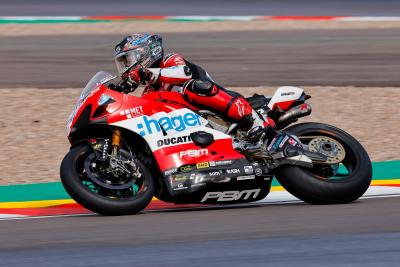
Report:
299,133,357,181
76,149,145,200
308,136,346,164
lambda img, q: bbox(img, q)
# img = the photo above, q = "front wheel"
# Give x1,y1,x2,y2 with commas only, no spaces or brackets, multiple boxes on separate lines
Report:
60,144,155,215
274,122,372,204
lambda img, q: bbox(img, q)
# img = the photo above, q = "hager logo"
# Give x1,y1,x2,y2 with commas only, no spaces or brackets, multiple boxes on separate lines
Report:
136,112,202,136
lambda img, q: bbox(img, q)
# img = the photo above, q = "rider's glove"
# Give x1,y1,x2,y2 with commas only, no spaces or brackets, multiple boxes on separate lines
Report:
128,67,152,85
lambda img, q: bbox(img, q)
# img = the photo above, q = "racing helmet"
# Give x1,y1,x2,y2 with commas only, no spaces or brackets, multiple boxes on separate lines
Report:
114,33,163,74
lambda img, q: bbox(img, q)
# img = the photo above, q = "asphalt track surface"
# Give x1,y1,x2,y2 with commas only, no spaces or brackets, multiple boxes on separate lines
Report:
0,197,399,266
2,29,400,88
1,0,400,16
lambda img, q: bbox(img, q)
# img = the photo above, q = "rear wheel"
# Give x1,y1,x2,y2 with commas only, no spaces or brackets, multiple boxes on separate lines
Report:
60,144,155,215
274,122,372,204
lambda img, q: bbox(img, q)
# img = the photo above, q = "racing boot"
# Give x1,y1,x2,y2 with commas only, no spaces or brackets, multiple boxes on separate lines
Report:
235,111,276,157
244,110,275,142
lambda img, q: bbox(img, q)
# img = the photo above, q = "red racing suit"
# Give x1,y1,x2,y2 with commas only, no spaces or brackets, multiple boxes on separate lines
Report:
135,53,272,129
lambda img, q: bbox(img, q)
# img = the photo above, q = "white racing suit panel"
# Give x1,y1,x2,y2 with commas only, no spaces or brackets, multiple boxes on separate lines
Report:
148,66,192,84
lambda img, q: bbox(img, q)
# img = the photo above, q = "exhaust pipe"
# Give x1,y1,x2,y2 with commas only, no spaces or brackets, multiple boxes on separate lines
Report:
277,103,312,128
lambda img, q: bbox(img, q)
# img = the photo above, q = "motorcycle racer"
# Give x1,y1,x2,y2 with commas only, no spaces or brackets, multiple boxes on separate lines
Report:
61,34,372,216
114,33,276,147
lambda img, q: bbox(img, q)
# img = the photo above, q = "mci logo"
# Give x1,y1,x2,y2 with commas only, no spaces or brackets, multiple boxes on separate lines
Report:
136,112,202,137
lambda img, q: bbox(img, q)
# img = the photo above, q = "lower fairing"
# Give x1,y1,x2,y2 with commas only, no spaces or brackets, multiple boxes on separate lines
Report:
158,158,273,204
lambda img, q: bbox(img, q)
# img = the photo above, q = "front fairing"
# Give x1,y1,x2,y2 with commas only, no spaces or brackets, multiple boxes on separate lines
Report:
67,71,121,135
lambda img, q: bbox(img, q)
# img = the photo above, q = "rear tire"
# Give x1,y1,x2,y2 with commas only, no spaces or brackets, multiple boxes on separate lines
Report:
60,144,155,215
274,122,372,204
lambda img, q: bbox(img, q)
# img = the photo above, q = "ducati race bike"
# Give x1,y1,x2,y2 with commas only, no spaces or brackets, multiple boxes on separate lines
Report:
61,71,372,215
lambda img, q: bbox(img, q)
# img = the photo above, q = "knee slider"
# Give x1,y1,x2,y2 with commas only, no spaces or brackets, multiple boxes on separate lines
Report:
184,79,218,96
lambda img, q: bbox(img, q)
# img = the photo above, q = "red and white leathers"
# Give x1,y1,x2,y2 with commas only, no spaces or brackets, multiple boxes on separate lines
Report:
130,53,274,132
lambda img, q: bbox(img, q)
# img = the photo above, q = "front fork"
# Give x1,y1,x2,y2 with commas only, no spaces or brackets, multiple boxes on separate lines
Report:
111,128,121,157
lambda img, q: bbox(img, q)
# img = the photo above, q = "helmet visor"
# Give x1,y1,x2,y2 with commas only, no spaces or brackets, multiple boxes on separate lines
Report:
114,47,149,74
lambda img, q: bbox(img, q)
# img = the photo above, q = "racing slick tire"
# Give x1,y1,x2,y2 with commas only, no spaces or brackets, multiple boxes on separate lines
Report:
274,122,372,204
60,144,155,215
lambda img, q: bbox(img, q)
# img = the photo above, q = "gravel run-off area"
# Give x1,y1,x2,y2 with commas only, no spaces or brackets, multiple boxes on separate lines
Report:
0,86,398,185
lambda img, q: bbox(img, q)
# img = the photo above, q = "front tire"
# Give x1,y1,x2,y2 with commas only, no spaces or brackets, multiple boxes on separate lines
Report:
274,122,372,204
60,144,155,215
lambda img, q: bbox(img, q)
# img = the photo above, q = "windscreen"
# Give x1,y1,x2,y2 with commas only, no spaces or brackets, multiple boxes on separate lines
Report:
67,71,115,132
79,71,114,101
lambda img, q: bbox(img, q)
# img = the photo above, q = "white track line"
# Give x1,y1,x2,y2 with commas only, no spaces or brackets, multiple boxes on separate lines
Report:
0,191,399,221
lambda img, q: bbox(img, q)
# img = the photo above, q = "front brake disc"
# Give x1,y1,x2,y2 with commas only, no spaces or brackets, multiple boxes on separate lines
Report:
308,136,346,164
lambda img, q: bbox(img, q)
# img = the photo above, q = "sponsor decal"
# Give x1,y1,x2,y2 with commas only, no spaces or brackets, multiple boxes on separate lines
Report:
300,104,309,111
279,135,289,148
179,164,195,172
120,106,143,119
131,33,150,46
212,177,230,183
170,174,190,191
174,183,188,191
201,189,261,202
244,166,254,174
237,175,255,181
209,160,233,167
255,168,263,176
281,92,295,96
196,162,210,169
91,139,109,160
164,168,178,176
190,173,205,185
268,134,284,151
288,138,298,146
158,135,192,147
102,139,109,159
226,168,240,174
209,170,223,176
172,175,187,182
267,136,278,151
179,149,208,158
136,112,202,137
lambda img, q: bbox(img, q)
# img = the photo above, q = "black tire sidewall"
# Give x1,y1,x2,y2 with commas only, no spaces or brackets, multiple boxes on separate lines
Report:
60,145,155,215
275,122,372,204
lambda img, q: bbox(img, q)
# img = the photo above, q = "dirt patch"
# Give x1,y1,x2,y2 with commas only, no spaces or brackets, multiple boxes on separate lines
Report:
0,86,398,185
2,20,400,36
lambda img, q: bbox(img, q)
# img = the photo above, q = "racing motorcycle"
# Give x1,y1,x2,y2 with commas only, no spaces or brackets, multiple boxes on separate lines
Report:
60,71,372,215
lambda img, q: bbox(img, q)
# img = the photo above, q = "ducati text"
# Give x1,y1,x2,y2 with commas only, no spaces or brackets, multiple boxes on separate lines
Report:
158,135,192,147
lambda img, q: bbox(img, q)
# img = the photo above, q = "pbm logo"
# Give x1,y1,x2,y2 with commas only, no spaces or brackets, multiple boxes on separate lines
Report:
136,111,202,136
201,189,261,202
179,149,208,158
